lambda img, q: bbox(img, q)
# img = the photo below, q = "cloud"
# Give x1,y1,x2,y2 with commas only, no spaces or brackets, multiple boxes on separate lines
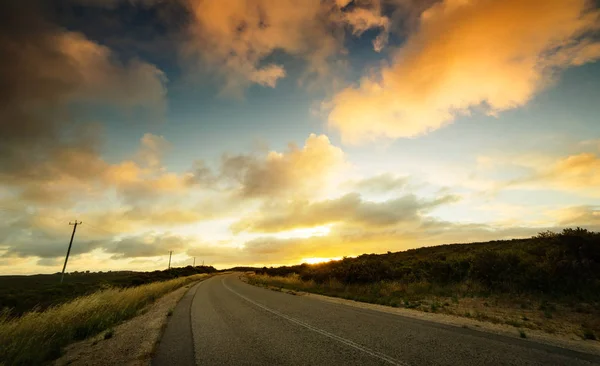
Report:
0,208,106,259
342,1,390,52
137,133,171,169
2,235,105,259
185,160,220,187
352,173,409,193
0,132,347,265
543,153,600,191
0,2,167,205
0,209,195,260
327,0,600,143
235,219,553,265
106,233,193,259
220,134,346,199
37,258,64,267
1,132,183,207
181,0,389,93
232,191,460,233
549,206,600,227
70,0,164,7
121,207,209,226
506,152,600,196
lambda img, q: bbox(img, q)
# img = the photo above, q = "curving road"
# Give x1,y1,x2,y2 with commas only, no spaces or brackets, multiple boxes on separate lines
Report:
153,274,600,366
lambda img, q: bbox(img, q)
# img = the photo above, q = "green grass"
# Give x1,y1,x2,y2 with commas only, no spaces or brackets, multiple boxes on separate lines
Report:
0,273,209,366
519,330,527,338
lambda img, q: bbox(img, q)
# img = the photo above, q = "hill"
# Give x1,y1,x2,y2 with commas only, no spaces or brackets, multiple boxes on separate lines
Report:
249,228,600,339
256,228,600,300
0,266,216,317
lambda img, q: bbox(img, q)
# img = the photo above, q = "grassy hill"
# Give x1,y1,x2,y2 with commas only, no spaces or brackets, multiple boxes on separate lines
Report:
0,266,216,317
256,228,600,300
249,228,600,339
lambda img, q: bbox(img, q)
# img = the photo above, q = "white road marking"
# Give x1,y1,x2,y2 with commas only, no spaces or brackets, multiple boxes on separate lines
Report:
222,278,410,366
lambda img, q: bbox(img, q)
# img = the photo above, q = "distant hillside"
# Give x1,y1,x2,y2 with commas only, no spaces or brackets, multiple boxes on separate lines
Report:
0,265,216,317
221,266,263,272
257,228,600,300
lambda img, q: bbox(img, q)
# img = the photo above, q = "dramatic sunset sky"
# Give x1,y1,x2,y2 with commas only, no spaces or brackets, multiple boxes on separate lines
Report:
2,0,600,274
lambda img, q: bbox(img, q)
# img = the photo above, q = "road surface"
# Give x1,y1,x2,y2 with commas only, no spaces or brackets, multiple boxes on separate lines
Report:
153,274,600,365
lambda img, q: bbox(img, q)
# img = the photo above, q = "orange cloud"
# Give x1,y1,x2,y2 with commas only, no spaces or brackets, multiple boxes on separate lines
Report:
182,0,388,93
221,134,346,199
327,0,600,142
536,153,600,194
549,206,600,226
497,151,600,197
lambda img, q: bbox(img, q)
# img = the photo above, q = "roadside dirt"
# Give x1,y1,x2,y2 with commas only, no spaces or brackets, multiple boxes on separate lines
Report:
54,283,195,366
242,276,600,358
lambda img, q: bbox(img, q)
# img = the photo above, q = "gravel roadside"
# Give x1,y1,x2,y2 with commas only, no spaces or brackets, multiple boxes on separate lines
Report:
54,280,205,366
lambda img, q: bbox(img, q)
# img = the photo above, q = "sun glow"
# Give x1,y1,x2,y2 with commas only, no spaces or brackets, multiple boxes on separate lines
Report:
271,225,331,239
301,256,343,265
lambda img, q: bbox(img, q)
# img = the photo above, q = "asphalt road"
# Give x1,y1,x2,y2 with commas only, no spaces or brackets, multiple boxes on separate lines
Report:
153,274,600,366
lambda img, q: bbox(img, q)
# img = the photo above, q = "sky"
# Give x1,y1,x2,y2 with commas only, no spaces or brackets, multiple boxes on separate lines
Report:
1,0,600,274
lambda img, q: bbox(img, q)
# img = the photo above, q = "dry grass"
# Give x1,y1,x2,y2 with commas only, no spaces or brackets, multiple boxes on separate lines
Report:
247,274,600,340
0,274,209,366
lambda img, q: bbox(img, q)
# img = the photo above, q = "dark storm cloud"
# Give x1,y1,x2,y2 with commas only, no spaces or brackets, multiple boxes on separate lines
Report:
0,1,167,205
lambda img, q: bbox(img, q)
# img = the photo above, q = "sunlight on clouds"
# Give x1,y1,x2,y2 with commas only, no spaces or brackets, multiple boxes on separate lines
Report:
270,225,332,240
327,0,600,143
504,152,600,196
301,256,343,265
2,1,600,274
183,0,388,93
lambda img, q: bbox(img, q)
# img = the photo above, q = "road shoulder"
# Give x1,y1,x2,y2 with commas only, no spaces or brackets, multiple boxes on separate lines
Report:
54,281,203,366
152,280,202,366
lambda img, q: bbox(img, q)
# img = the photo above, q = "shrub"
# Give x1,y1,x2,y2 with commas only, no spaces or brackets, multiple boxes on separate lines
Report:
582,328,596,340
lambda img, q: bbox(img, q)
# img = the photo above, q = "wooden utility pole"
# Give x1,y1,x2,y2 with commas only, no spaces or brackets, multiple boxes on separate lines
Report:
193,257,196,267
61,220,82,284
168,251,173,269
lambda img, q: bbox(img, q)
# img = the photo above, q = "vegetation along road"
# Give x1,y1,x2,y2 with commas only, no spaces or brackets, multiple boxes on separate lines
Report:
153,273,600,366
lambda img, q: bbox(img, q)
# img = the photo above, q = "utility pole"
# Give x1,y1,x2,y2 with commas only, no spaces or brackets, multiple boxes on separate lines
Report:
168,251,173,269
61,220,81,284
193,257,196,267
202,260,204,266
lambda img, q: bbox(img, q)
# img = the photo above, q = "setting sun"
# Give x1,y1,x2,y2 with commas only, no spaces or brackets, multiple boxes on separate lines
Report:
301,257,344,265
